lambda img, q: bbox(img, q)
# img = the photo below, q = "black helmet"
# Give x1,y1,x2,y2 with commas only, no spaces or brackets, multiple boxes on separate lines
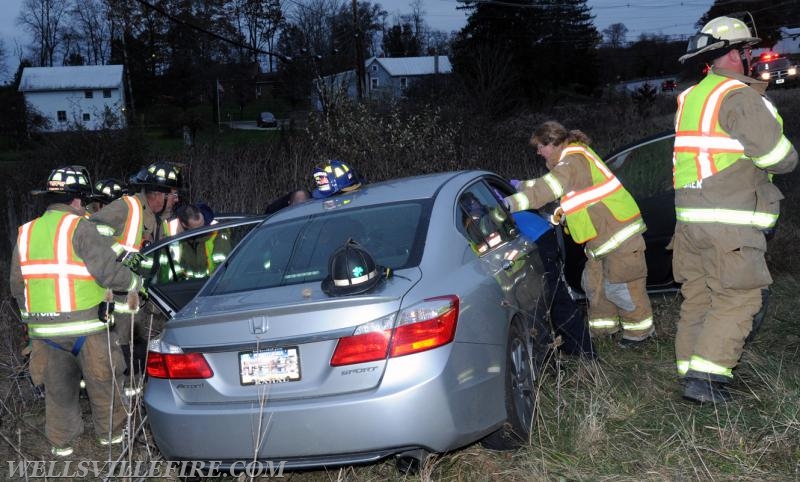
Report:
33,165,93,198
129,161,181,192
321,239,385,296
92,178,126,204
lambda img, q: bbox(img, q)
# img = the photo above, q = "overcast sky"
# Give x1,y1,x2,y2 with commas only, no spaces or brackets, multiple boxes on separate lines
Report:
1,0,712,82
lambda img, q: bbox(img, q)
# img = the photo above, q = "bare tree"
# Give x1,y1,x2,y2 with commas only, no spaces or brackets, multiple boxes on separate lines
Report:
602,22,628,48
69,0,112,65
17,0,72,66
230,0,285,70
0,39,8,80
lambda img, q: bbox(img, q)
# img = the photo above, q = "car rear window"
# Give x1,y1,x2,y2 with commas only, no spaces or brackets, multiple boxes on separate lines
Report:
207,201,429,295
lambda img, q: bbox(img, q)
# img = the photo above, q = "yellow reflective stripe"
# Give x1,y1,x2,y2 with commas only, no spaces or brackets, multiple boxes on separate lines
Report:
560,177,621,213
621,316,653,331
508,192,530,212
677,360,689,375
212,253,227,263
542,173,564,197
588,219,646,258
688,355,733,378
676,207,777,229
96,224,115,237
115,304,139,314
110,242,127,256
28,319,107,337
753,136,793,168
589,318,618,328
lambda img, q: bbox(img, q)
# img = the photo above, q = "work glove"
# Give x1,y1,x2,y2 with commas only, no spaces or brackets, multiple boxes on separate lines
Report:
509,179,522,190
118,250,146,274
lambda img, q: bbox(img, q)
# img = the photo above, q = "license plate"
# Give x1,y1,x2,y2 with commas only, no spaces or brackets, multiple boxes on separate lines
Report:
777,79,785,84
239,347,300,385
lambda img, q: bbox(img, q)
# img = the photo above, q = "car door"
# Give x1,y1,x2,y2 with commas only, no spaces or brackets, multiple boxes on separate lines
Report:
559,131,679,296
141,216,266,317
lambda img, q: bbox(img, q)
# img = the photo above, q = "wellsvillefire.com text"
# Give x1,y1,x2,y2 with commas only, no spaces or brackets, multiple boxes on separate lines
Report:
6,460,286,478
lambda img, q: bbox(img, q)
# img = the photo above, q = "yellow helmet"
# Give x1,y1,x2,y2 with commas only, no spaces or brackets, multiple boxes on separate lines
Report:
679,15,760,63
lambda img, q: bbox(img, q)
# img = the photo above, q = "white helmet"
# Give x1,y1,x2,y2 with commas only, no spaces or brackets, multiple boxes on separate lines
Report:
679,15,760,63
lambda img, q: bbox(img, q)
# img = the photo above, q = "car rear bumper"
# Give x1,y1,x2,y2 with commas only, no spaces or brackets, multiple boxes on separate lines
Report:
144,342,506,463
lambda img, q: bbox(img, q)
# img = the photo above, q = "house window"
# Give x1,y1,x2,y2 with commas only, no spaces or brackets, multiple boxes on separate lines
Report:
57,111,67,122
371,65,377,73
83,113,91,121
371,77,379,89
400,77,407,89
84,90,93,99
103,89,111,98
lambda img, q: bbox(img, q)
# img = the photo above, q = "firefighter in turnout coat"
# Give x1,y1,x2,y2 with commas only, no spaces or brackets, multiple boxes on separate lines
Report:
505,121,654,346
672,15,798,403
9,166,140,456
89,161,180,376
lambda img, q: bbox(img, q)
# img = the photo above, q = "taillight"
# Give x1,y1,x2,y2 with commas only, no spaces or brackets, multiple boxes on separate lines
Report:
146,338,213,379
330,296,460,366
390,296,459,357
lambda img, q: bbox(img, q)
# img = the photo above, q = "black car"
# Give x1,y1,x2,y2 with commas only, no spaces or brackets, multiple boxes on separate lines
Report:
558,131,678,297
256,111,277,128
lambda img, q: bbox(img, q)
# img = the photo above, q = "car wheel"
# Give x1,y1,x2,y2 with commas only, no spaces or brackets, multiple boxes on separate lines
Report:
481,318,536,450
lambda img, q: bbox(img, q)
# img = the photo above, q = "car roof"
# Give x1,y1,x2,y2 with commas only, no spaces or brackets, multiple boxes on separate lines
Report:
266,170,492,221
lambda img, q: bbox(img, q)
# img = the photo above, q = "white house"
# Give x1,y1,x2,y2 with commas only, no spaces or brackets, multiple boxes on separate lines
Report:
366,55,452,99
18,65,127,131
313,55,452,110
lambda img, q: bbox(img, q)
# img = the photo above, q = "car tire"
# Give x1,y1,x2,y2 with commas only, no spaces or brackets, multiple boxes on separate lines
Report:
481,318,537,450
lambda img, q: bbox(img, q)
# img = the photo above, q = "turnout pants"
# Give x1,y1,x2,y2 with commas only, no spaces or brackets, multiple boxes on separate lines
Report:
31,330,126,447
583,234,654,340
671,222,768,381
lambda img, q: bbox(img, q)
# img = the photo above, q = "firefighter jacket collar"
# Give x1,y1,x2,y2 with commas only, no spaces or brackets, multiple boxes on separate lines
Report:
710,66,768,95
47,203,86,217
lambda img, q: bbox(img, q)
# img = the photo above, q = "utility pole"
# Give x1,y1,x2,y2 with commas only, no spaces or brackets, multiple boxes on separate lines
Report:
352,0,364,101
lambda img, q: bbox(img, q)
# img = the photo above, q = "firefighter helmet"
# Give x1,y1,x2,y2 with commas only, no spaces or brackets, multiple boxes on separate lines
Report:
321,239,385,296
128,161,182,192
311,159,361,199
33,165,93,198
92,178,126,204
680,15,760,63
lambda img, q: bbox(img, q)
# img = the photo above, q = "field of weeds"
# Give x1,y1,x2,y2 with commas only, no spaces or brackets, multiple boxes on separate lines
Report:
0,88,799,481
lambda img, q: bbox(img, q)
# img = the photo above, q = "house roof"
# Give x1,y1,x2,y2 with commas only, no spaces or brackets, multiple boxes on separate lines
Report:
18,65,124,92
369,56,453,76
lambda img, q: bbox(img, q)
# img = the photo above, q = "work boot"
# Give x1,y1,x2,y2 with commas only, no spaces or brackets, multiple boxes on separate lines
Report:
682,378,732,404
618,328,655,349
51,445,74,457
98,432,124,446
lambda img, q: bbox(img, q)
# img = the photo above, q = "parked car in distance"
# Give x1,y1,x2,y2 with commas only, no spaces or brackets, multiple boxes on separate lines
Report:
256,111,277,128
752,51,798,87
141,171,554,472
661,79,677,92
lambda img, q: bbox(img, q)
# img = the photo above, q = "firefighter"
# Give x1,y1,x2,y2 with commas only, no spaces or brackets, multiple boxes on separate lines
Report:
9,166,140,457
174,204,231,280
87,178,126,214
672,15,797,403
504,121,654,347
89,161,181,381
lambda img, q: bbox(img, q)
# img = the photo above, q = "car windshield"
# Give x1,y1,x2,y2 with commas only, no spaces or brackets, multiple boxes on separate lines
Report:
207,200,430,295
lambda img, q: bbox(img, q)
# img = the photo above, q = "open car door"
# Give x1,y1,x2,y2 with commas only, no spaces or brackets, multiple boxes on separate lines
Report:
559,131,679,297
140,216,266,317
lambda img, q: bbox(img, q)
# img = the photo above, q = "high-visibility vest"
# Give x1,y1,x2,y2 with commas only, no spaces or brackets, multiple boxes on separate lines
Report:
116,195,145,251
545,144,643,248
183,231,229,279
673,73,787,229
17,211,107,338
